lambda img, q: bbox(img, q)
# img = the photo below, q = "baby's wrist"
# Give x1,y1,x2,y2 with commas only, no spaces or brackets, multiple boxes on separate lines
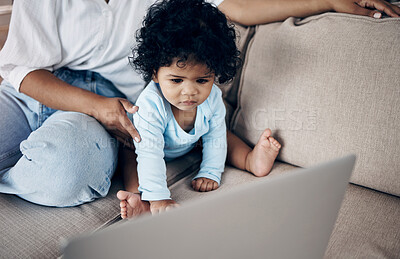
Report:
149,199,172,204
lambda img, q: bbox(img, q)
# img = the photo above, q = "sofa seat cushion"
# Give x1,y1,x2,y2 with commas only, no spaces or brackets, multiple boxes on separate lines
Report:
231,12,400,196
170,161,297,203
324,184,400,258
0,148,202,258
0,180,122,259
170,162,400,258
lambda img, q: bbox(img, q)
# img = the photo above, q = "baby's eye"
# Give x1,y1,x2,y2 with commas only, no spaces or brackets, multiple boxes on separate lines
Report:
197,79,209,84
171,79,183,83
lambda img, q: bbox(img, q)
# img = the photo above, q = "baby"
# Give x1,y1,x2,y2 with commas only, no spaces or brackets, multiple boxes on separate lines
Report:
117,0,281,217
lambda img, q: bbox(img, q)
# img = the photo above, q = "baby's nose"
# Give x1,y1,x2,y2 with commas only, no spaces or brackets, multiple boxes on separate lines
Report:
182,84,198,95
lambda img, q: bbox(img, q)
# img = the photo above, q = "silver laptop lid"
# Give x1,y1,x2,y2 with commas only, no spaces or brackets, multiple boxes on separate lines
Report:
63,155,355,259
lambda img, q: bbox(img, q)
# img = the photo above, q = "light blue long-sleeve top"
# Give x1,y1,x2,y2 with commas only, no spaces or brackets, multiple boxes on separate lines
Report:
132,81,227,201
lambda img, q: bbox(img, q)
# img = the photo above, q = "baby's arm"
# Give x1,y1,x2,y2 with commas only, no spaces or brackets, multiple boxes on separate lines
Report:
133,89,177,212
192,86,227,192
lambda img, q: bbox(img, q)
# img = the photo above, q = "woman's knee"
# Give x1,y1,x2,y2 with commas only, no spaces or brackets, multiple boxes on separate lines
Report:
17,111,119,206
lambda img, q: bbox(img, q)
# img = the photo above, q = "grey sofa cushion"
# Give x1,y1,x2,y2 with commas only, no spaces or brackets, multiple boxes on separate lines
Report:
0,148,202,258
324,184,400,258
231,13,400,196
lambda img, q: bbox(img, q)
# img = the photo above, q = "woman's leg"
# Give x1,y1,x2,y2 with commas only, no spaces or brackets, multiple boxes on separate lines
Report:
0,68,122,207
0,86,32,194
4,110,119,207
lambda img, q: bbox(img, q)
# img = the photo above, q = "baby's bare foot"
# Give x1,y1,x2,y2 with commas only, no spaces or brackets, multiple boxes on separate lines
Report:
245,128,281,177
117,190,150,219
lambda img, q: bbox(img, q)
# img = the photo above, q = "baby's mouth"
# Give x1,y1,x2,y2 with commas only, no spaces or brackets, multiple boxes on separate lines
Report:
182,100,197,105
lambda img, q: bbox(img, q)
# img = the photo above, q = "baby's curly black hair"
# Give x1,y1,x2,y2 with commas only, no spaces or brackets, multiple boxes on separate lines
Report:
130,0,241,84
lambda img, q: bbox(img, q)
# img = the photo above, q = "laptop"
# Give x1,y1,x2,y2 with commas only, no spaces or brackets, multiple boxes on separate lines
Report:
63,155,355,259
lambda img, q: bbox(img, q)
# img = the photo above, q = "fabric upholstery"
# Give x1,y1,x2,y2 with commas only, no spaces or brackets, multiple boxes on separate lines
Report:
0,149,202,258
218,23,255,127
324,184,400,258
171,163,400,259
231,13,400,196
171,161,297,203
0,179,122,259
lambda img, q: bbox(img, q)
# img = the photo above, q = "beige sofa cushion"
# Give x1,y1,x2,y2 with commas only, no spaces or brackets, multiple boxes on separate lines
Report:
324,184,400,258
0,149,202,258
231,13,400,196
218,23,255,127
154,160,400,258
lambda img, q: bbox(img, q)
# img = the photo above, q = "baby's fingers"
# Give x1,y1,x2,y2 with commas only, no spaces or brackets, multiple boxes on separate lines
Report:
213,182,219,190
166,203,180,211
192,178,204,191
199,181,208,192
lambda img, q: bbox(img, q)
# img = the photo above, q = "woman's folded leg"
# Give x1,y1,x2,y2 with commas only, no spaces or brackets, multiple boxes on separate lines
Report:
3,110,119,207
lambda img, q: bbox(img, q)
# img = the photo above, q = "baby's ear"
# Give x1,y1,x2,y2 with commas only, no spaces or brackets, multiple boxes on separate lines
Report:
152,71,159,83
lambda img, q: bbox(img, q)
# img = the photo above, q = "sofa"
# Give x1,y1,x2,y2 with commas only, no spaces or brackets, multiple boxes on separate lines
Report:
1,7,400,259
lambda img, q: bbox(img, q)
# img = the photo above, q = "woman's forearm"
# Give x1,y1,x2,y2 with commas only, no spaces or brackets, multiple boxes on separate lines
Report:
219,0,330,26
219,0,400,26
19,69,102,117
20,69,141,143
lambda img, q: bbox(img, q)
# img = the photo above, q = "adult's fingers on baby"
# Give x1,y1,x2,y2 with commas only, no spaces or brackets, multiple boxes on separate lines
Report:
119,98,138,114
107,128,129,141
112,133,135,149
119,114,141,142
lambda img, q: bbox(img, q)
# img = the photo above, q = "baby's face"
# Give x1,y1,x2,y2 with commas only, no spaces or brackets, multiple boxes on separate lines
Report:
153,59,215,111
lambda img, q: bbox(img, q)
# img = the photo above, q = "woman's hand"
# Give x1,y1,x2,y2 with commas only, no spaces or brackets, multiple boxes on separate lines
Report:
326,0,400,18
91,96,140,149
20,70,141,149
219,0,400,26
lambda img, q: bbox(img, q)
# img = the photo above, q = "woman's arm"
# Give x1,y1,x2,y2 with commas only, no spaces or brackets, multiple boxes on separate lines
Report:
20,69,141,144
218,0,400,26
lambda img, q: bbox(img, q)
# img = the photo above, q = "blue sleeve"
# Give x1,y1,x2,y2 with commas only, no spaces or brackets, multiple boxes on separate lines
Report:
193,86,227,185
133,91,171,201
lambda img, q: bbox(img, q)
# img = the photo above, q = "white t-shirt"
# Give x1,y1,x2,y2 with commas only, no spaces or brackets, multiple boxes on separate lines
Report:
0,0,223,101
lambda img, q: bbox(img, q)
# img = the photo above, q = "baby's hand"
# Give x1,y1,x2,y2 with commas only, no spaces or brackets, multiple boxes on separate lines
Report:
149,199,179,214
191,177,219,192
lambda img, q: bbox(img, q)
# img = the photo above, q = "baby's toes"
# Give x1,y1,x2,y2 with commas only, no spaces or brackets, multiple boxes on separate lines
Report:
120,200,127,209
269,137,281,150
